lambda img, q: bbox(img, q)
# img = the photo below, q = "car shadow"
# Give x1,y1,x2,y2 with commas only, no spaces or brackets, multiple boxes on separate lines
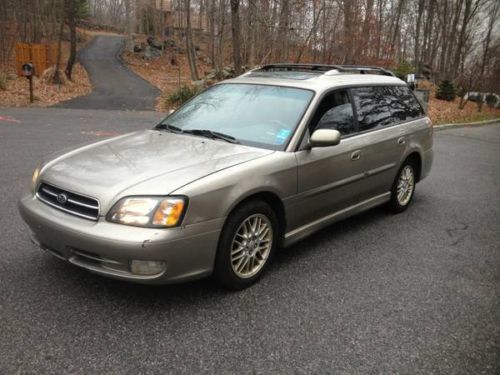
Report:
271,206,387,270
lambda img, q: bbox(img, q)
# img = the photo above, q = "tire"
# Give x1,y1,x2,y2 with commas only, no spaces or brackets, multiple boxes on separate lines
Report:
214,200,278,290
387,159,417,213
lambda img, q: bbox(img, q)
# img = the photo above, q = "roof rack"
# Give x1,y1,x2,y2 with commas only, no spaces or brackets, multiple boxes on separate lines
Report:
335,65,395,76
256,63,395,77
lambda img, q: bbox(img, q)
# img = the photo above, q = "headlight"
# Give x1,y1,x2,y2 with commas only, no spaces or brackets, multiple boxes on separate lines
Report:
107,196,187,227
31,167,40,194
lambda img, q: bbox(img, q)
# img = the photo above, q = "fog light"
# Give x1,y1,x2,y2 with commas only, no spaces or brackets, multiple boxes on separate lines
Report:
130,260,166,276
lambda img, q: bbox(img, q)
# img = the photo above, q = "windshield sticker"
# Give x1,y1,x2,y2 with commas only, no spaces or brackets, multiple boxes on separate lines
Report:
274,128,292,145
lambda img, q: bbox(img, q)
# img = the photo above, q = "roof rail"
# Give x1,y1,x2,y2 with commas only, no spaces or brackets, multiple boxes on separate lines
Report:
334,65,395,77
256,63,395,77
258,63,340,72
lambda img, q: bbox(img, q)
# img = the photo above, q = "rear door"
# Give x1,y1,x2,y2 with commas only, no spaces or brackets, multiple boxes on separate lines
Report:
350,86,407,196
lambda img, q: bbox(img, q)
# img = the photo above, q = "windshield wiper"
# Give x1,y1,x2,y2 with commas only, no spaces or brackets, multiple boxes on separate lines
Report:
183,129,240,144
155,125,239,144
155,123,184,133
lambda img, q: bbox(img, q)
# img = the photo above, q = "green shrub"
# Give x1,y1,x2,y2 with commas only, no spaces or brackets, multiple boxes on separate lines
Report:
0,71,9,91
485,94,497,108
163,84,203,108
393,61,414,80
436,80,456,101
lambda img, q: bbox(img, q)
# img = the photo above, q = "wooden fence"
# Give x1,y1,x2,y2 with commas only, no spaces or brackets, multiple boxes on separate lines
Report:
15,43,57,77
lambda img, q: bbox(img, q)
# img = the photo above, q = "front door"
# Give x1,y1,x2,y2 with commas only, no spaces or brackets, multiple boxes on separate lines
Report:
293,89,367,230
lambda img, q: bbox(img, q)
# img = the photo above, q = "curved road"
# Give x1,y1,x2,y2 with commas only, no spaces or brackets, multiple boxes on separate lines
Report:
57,35,160,110
0,109,499,374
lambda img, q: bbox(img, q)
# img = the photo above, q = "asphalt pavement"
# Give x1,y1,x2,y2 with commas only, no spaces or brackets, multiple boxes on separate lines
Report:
55,35,160,110
0,108,499,374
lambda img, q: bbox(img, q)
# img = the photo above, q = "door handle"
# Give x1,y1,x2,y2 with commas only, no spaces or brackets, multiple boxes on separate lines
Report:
397,137,406,145
351,150,361,161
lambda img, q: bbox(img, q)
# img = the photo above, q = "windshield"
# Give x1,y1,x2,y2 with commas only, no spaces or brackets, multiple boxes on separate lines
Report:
160,83,314,150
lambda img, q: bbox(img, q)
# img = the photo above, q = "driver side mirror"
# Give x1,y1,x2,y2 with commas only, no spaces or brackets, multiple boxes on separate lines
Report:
308,129,341,148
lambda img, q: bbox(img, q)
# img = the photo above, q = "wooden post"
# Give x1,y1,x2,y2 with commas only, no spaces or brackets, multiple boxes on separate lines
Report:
28,75,34,103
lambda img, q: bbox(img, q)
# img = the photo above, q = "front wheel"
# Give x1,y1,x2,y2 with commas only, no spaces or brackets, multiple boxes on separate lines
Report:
387,161,416,213
214,200,278,290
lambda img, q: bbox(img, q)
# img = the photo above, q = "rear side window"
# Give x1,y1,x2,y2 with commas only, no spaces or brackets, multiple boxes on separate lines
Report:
351,87,393,132
388,86,425,122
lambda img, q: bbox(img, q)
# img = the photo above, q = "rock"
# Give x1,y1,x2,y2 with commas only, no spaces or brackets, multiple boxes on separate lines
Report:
144,46,161,59
222,66,235,79
163,39,176,49
147,36,163,50
193,80,205,88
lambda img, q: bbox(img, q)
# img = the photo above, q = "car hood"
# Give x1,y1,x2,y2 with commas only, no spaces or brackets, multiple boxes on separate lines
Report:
40,130,273,213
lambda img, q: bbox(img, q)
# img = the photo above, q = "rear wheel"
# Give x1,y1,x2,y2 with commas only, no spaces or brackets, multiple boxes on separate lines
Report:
214,200,278,290
387,160,416,213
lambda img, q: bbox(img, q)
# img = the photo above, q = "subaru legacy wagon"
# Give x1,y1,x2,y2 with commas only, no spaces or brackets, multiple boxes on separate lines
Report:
19,64,433,289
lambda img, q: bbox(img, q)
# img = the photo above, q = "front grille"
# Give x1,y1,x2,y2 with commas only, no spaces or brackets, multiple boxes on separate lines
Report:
37,182,99,221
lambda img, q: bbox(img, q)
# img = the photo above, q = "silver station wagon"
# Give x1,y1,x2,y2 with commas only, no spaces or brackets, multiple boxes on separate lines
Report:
19,64,433,289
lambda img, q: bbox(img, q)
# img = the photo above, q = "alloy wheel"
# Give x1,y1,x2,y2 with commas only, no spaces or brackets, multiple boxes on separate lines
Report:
397,165,415,206
230,214,273,279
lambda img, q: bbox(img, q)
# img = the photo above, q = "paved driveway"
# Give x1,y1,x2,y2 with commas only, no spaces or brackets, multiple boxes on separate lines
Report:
56,35,160,110
0,108,499,374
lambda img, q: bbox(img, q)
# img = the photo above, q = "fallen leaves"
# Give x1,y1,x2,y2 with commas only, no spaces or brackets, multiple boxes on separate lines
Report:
428,97,499,125
0,39,92,108
0,62,91,107
121,37,211,112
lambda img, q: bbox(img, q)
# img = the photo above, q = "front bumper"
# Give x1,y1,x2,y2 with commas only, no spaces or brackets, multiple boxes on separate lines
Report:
18,194,224,284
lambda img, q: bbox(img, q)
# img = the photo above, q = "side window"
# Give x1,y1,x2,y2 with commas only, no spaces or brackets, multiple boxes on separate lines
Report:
386,87,407,122
351,87,393,132
392,86,425,121
309,90,356,135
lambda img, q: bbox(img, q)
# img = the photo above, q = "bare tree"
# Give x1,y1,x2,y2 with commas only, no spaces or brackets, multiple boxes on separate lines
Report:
124,0,135,52
52,8,65,84
185,0,199,80
65,0,77,80
2,0,498,89
230,0,242,74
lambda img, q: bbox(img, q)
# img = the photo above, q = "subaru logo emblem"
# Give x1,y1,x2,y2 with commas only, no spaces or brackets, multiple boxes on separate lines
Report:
56,193,68,204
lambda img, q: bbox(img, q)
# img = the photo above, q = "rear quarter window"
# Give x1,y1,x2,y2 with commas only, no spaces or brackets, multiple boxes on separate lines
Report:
388,86,425,122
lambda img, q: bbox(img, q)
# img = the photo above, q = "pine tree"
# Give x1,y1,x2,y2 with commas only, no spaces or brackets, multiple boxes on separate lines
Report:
436,80,456,101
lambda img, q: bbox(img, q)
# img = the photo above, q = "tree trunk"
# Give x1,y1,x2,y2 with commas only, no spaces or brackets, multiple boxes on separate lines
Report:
451,0,481,79
444,0,464,77
65,0,76,81
52,9,65,85
343,0,355,63
414,0,425,72
296,2,324,63
208,0,216,68
124,0,135,52
276,0,290,62
230,0,242,75
479,0,499,82
358,0,374,60
389,0,405,59
216,0,226,73
185,0,199,80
